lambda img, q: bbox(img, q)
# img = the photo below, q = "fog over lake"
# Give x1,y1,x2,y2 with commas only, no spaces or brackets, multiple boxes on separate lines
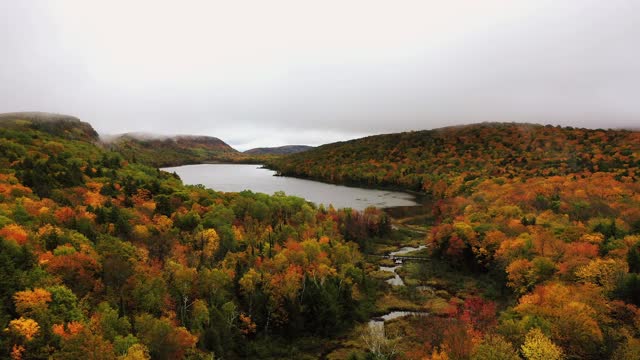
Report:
163,164,418,211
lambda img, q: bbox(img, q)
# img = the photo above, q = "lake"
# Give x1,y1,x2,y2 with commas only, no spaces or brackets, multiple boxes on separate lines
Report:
162,164,418,211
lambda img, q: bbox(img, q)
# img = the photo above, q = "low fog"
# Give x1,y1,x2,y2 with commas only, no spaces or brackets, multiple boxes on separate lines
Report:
1,1,639,150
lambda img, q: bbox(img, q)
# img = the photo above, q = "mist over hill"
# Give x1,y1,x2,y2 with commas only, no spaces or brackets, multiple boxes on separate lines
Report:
103,133,241,167
0,112,99,141
244,145,313,155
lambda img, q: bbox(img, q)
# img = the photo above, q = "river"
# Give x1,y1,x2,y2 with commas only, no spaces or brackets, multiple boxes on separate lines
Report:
162,164,418,211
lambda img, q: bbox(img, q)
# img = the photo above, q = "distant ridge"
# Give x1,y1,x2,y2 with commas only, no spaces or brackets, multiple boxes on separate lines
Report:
108,132,236,151
244,145,313,155
105,132,240,167
0,111,99,141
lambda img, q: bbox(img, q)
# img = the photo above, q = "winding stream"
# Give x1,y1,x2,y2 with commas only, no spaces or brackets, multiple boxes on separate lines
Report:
382,245,428,286
369,245,430,330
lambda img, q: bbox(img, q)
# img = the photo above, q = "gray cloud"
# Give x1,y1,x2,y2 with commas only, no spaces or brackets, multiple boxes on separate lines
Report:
1,1,639,150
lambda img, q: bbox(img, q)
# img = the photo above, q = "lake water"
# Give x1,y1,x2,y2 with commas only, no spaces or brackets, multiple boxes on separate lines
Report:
162,164,418,211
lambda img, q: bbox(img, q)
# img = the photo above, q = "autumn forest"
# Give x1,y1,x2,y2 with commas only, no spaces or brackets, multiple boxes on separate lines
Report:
1,116,640,360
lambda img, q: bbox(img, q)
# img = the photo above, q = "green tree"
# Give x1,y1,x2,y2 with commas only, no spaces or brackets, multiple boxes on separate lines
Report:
134,314,197,360
472,335,519,360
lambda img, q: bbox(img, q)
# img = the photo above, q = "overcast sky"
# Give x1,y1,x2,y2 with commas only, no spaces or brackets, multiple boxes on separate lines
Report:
1,1,639,150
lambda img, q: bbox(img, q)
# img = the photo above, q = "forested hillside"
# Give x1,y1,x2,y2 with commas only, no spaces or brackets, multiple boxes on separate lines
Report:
2,116,640,359
270,123,640,192
0,116,390,359
0,112,99,142
269,122,640,359
104,134,245,167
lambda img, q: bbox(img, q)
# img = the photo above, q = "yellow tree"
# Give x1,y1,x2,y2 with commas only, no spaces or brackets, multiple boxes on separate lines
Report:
239,268,260,314
576,258,628,293
118,344,151,360
521,328,564,360
5,317,40,360
506,259,533,294
13,288,52,316
7,317,40,341
192,228,219,267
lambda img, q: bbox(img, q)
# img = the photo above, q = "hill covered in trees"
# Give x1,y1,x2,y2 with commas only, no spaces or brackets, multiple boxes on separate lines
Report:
104,133,244,167
269,123,640,193
244,145,313,155
268,122,640,359
2,115,640,359
0,112,99,142
0,115,391,359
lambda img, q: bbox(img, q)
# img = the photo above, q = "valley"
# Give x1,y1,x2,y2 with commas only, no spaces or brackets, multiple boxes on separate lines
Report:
0,114,639,359
4,3,638,359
